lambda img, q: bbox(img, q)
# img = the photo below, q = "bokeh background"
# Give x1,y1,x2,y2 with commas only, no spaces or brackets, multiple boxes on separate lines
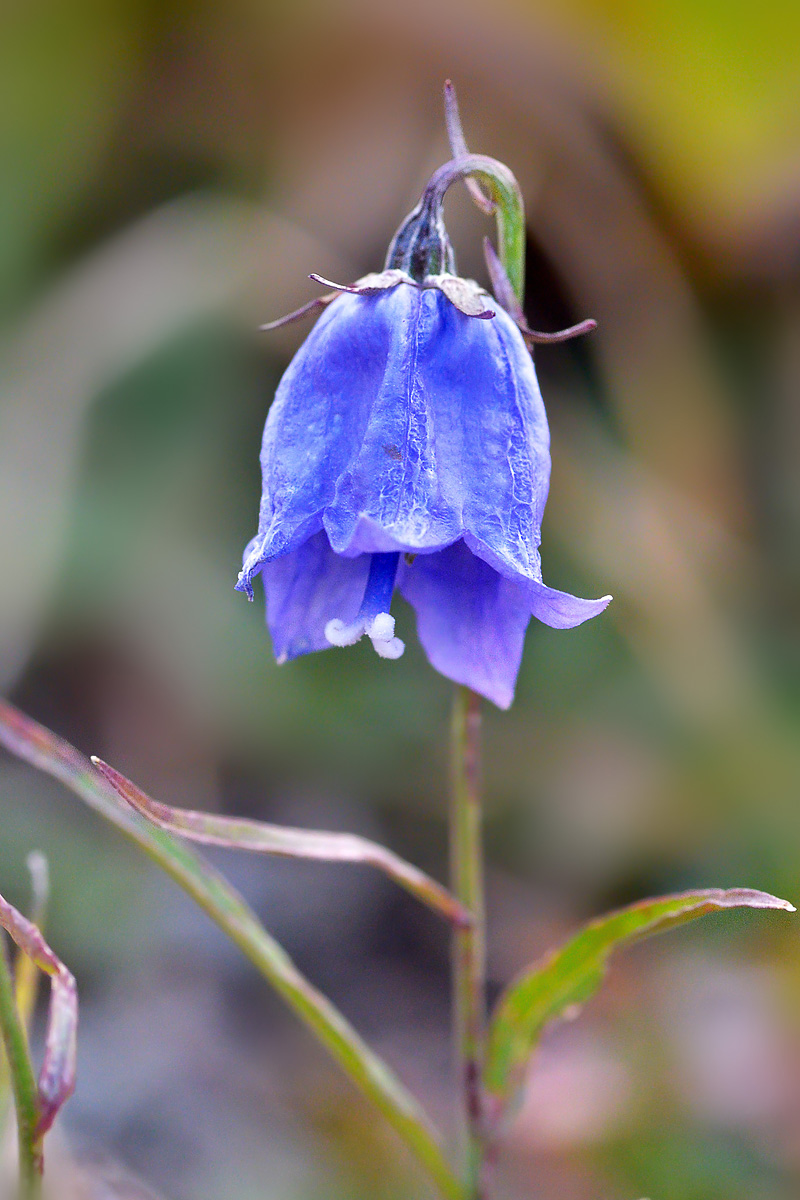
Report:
2,0,800,1197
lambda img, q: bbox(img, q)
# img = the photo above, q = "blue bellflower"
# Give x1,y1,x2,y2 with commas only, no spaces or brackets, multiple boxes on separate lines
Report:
237,157,611,708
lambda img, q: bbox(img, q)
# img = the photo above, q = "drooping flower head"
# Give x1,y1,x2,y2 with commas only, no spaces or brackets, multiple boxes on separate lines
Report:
237,153,611,708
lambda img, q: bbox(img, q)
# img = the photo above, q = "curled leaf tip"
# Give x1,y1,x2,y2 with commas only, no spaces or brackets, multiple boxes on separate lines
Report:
707,887,795,912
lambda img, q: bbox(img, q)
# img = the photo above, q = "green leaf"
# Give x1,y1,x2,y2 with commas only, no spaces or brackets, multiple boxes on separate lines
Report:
90,756,469,928
0,699,465,1200
484,888,795,1118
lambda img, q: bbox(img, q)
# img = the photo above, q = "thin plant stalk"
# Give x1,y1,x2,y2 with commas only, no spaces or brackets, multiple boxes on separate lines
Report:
0,935,41,1200
449,686,486,1195
444,83,527,1197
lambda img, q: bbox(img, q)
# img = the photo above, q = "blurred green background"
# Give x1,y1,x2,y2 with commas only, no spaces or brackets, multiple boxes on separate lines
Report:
2,0,800,1197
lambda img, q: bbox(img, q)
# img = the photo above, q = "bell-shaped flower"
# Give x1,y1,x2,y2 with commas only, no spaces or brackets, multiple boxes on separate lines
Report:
237,157,610,708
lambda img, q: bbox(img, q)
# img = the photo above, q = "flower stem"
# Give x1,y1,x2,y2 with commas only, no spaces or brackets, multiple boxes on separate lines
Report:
450,686,487,1196
417,154,526,304
0,935,42,1200
439,96,527,1195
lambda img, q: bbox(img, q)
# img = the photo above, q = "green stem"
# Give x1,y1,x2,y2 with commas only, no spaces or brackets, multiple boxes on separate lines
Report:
445,136,526,1200
0,936,41,1200
450,686,486,1196
418,154,526,305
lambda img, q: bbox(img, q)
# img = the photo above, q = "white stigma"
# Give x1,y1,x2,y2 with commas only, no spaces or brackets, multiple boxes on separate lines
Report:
367,612,405,659
324,617,363,647
324,612,404,659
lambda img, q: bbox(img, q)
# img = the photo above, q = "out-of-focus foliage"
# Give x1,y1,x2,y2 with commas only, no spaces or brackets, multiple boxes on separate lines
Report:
557,0,800,252
1,1,800,1198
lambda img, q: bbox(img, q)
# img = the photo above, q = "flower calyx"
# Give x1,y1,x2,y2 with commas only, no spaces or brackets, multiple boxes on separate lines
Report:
261,267,497,330
261,151,596,339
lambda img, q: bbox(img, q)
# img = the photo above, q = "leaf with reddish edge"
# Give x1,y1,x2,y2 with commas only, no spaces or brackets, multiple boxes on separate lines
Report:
484,888,795,1125
90,757,470,929
0,889,77,1136
0,699,465,1200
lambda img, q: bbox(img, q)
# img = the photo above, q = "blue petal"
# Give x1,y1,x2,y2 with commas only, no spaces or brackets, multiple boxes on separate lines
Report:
461,531,611,630
400,540,612,707
399,541,530,709
526,579,612,629
240,287,416,591
324,290,551,579
240,284,554,591
261,531,368,661
452,297,552,578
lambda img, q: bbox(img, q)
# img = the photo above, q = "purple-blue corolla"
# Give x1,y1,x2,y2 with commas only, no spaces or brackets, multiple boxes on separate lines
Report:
237,160,610,708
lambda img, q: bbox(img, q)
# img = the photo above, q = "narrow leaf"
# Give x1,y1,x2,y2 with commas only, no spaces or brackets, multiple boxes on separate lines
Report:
91,757,469,928
0,886,77,1136
484,888,795,1115
0,700,464,1200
